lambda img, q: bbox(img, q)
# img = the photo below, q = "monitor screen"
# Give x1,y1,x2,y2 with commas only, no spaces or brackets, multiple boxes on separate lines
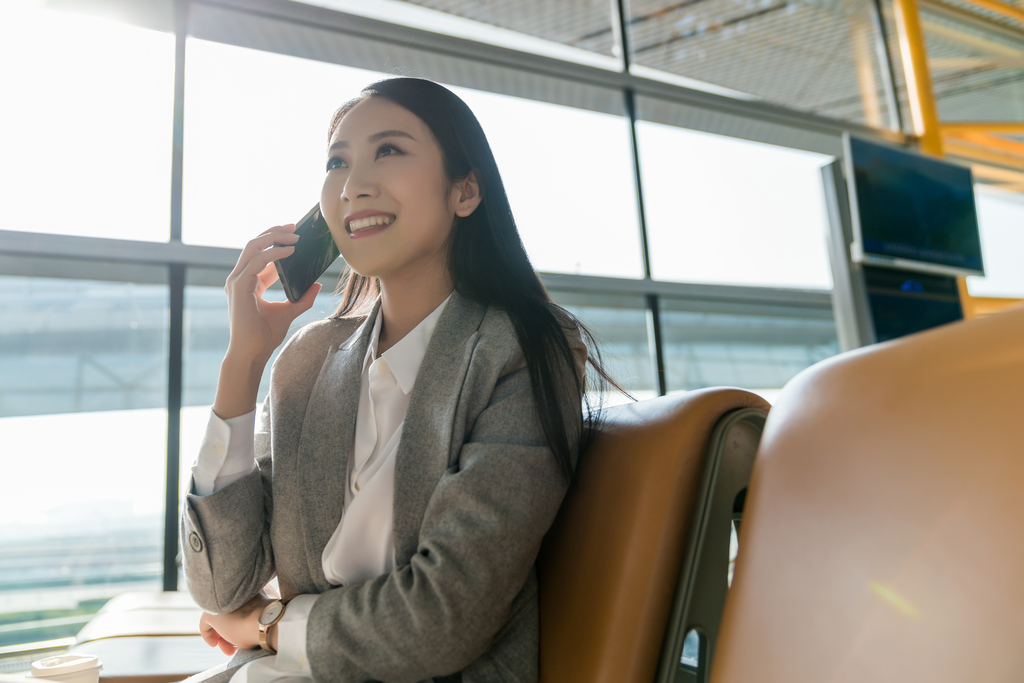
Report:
845,134,984,277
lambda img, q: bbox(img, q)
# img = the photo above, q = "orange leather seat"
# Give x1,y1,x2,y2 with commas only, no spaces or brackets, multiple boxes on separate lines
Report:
713,304,1024,683
538,388,769,683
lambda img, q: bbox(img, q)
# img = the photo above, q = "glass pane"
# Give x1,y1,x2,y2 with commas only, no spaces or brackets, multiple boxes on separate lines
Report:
181,269,346,500
922,6,1024,122
661,299,839,401
0,5,174,241
299,0,620,67
453,88,644,278
636,121,834,289
551,291,656,404
967,186,1024,297
626,0,898,127
0,276,168,648
183,39,644,278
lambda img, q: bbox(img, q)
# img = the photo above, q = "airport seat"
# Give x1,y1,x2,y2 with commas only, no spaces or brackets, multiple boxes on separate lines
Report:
711,304,1024,683
538,388,770,683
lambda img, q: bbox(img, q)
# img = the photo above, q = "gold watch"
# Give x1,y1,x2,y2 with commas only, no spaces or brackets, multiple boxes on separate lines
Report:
257,599,289,653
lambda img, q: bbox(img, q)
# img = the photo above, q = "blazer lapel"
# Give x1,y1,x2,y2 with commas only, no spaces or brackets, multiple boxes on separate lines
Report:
298,301,378,590
393,291,488,564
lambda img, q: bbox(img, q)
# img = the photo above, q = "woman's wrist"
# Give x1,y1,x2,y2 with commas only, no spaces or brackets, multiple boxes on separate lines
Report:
213,353,267,420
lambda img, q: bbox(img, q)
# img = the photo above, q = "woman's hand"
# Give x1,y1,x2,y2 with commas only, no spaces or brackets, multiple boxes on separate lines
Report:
224,225,322,364
213,225,323,419
199,593,274,655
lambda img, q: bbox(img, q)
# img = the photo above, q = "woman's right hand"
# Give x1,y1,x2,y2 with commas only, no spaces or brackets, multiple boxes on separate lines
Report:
224,224,321,363
213,224,322,420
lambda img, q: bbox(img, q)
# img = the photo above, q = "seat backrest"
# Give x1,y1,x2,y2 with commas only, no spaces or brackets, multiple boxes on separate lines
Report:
712,305,1024,683
538,388,770,683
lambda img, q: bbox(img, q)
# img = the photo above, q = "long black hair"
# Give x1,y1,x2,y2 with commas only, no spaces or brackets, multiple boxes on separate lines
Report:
327,77,623,481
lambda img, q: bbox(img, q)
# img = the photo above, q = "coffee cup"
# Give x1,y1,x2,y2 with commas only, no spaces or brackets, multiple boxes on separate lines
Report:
28,655,102,683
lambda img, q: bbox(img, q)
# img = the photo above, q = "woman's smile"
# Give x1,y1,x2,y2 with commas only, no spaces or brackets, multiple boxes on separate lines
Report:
345,210,397,238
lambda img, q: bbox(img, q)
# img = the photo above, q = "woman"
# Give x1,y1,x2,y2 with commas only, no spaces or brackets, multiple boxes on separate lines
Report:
181,77,610,683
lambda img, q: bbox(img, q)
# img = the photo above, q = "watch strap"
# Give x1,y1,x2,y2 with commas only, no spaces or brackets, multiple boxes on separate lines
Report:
258,597,292,654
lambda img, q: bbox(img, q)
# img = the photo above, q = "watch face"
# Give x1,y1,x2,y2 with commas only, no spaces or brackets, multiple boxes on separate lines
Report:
259,601,284,626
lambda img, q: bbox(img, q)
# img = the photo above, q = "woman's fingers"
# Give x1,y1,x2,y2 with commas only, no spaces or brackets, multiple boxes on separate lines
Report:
228,227,298,284
199,614,220,648
237,245,295,282
201,612,239,656
218,637,238,656
236,225,296,267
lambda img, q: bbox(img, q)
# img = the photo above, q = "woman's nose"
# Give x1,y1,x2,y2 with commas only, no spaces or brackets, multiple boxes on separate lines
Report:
341,164,379,202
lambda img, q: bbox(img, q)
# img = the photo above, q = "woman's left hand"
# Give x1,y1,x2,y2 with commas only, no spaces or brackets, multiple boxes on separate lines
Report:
199,593,273,655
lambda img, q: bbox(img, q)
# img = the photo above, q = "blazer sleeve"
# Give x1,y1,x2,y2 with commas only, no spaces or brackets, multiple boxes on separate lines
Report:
179,395,276,614
305,333,584,682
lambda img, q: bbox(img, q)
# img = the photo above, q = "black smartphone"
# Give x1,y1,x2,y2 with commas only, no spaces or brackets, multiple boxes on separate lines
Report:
274,203,340,303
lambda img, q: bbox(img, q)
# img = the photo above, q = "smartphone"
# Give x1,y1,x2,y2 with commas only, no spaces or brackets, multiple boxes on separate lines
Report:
275,203,340,303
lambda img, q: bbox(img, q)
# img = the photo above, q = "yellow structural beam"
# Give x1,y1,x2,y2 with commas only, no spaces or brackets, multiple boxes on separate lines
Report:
943,136,1024,170
951,130,1024,159
942,122,1024,134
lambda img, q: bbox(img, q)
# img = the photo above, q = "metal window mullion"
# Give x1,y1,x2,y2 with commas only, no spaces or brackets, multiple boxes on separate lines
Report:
164,263,185,592
646,293,668,396
163,0,189,593
870,0,906,132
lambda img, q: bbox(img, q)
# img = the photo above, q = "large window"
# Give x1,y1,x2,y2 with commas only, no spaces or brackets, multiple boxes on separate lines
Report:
660,299,839,402
453,89,643,278
0,275,169,648
553,291,657,403
967,186,1024,298
636,121,835,289
0,5,174,242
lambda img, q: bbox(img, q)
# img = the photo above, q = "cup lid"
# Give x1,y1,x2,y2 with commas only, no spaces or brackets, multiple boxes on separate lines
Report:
31,654,101,676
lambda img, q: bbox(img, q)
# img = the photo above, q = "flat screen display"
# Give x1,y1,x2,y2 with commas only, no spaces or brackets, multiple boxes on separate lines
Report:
845,134,984,277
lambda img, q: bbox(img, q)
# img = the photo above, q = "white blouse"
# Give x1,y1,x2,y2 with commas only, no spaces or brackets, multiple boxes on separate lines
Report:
190,296,450,680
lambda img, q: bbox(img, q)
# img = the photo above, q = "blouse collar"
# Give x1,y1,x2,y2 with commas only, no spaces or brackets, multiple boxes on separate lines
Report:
365,293,452,395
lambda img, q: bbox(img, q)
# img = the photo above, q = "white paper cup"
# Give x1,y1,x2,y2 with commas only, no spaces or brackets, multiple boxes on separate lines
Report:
29,655,103,683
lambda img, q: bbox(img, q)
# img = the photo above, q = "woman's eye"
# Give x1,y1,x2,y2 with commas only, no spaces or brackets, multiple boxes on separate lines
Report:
325,156,346,171
377,143,401,159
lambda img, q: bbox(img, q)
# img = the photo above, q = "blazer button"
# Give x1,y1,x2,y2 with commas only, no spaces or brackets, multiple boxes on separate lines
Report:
189,532,203,553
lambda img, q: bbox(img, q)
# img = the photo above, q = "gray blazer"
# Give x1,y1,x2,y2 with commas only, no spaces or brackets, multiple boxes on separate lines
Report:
180,291,584,683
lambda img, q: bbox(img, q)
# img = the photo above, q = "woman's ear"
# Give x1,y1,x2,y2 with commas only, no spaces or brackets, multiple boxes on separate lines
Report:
452,170,483,218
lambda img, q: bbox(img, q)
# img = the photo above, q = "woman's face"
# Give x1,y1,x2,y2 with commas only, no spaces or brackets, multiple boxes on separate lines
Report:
320,96,477,286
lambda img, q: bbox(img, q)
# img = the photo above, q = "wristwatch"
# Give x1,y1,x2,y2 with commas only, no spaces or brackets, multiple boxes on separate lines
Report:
257,599,289,654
